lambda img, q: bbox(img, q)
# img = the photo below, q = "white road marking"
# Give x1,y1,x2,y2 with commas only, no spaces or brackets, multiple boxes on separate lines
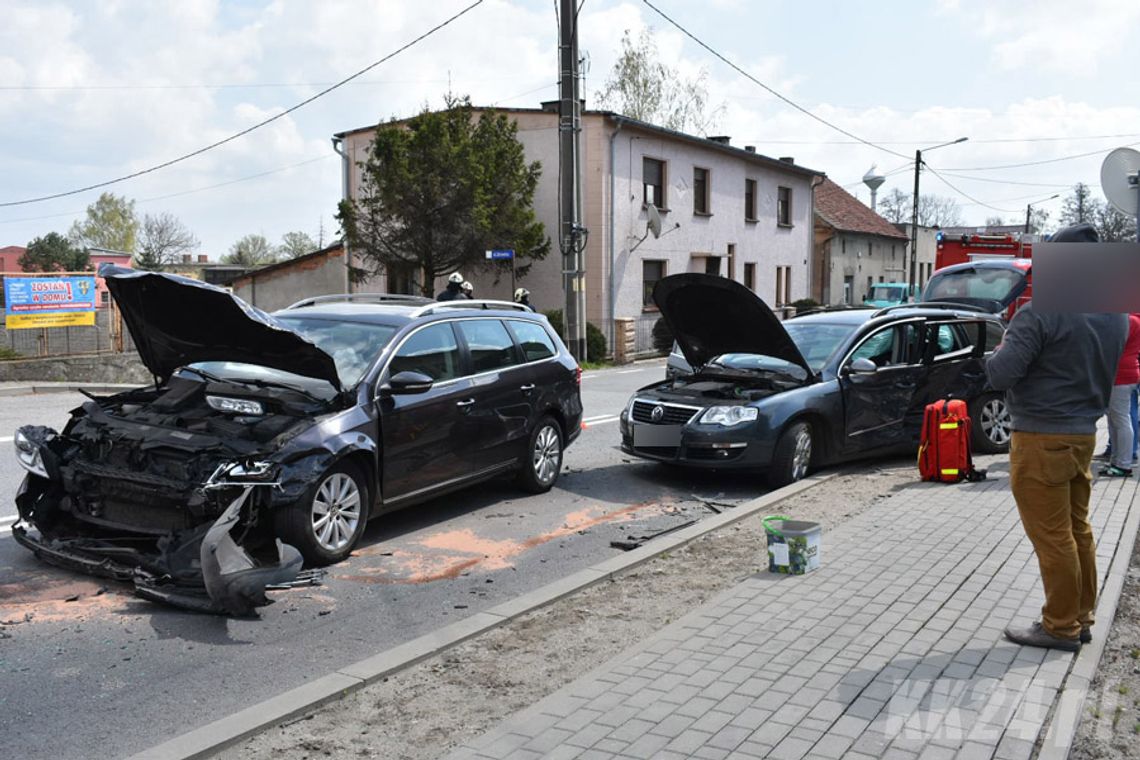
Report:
0,436,13,444
615,369,644,375
583,415,620,426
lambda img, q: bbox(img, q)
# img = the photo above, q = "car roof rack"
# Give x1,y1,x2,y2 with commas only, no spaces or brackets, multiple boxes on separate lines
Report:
409,299,535,317
793,305,874,317
870,301,991,318
284,293,433,310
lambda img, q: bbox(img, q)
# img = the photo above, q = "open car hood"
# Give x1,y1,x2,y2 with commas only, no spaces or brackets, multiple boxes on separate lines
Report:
100,264,341,390
652,273,813,376
921,259,1031,314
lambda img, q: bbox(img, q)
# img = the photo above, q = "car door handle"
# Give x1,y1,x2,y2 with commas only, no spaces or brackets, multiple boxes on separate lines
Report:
519,384,535,392
456,398,476,409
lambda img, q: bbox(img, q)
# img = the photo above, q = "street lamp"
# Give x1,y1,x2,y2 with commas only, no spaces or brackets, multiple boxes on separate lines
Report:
1025,194,1060,234
909,137,968,299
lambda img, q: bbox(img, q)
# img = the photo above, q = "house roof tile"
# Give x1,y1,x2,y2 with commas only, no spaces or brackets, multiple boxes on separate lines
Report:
814,178,908,239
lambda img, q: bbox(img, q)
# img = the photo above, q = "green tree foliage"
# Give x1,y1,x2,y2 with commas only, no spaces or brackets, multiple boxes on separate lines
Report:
69,192,139,253
1060,183,1096,225
597,28,723,135
222,233,276,268
135,212,199,271
338,96,550,296
19,232,90,272
543,309,608,361
278,231,318,259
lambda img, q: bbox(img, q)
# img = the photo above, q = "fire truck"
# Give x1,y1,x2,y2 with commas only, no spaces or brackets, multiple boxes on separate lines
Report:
934,231,1033,270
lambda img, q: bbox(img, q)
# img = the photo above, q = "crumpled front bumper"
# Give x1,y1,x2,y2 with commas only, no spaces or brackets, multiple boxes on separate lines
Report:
13,476,322,616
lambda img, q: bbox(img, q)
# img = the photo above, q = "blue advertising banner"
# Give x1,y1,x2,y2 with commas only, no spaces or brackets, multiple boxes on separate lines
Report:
4,275,98,328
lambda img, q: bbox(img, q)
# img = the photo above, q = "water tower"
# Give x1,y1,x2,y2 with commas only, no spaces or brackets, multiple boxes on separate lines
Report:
863,164,886,212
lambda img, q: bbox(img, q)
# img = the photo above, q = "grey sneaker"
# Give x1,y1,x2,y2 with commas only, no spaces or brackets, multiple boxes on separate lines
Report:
1080,625,1092,644
1004,621,1081,652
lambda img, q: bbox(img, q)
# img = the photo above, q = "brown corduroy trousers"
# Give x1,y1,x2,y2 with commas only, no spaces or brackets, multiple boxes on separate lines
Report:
1008,431,1097,640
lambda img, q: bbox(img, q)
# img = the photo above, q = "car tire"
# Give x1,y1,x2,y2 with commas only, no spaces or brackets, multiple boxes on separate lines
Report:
276,460,369,567
517,415,563,494
768,421,813,488
970,393,1011,454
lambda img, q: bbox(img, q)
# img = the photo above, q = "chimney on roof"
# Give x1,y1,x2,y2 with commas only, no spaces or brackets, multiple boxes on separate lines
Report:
779,156,795,164
198,254,208,263
707,135,731,145
744,145,756,153
181,254,191,263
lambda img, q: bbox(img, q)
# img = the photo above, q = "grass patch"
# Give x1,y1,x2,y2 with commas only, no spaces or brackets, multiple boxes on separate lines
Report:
0,346,23,361
1118,684,1130,695
579,361,613,371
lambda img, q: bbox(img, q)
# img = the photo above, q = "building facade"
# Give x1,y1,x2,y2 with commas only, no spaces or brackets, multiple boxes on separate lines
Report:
335,105,822,357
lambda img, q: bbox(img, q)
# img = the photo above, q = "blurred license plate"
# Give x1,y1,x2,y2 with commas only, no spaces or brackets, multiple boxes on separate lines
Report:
633,423,682,446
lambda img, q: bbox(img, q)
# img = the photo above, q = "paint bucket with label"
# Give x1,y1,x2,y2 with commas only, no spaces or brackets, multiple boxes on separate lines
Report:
762,515,822,575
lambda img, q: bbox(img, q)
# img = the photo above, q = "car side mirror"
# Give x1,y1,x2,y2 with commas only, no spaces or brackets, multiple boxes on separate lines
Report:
384,370,434,395
846,357,878,375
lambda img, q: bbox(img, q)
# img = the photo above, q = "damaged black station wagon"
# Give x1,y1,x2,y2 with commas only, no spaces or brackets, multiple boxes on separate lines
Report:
13,266,582,615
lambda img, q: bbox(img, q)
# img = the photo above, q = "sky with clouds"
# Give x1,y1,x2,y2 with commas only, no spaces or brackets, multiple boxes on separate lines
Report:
1,0,1138,259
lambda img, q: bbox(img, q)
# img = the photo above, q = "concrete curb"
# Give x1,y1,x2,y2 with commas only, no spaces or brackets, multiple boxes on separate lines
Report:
1037,481,1140,760
125,473,834,760
0,383,138,397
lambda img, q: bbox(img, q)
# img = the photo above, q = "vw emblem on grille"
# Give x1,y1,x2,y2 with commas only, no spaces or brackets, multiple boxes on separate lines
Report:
650,405,665,422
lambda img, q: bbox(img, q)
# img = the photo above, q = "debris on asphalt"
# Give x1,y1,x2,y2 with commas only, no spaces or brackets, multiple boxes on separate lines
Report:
610,520,698,551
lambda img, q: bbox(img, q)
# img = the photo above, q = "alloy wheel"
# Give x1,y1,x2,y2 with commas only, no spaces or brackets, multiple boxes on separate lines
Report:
311,472,362,553
532,424,562,486
981,398,1012,446
791,427,812,481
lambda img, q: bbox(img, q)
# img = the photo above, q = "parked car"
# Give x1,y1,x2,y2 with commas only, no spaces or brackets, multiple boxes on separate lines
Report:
863,282,919,308
620,273,1010,487
12,266,582,614
922,258,1031,321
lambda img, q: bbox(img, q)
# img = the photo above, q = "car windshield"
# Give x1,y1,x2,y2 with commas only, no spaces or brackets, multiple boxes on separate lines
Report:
869,285,905,301
187,317,398,396
924,268,1022,305
708,321,857,376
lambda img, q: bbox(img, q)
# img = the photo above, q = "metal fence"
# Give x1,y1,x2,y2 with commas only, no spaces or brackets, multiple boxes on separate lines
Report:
633,313,669,358
0,307,134,358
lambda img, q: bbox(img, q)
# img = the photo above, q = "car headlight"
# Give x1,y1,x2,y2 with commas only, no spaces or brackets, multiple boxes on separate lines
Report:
206,395,265,416
700,406,759,426
13,429,48,478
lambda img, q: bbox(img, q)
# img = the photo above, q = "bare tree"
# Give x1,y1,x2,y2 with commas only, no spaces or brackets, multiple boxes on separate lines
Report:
877,188,910,223
596,28,724,136
1095,203,1137,242
135,212,199,271
917,195,963,227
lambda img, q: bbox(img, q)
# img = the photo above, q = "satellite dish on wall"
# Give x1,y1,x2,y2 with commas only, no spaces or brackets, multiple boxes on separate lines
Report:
1100,147,1140,215
646,204,663,239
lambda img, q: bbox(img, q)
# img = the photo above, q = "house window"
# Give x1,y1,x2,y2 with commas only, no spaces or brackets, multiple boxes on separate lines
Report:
777,186,792,226
727,244,736,279
704,256,721,276
744,262,755,291
744,179,757,221
643,157,666,209
387,262,417,295
643,260,666,307
843,275,854,305
867,276,873,298
775,265,792,306
693,167,709,214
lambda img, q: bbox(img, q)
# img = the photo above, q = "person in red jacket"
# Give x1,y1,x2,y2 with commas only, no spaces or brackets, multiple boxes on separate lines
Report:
1102,312,1140,477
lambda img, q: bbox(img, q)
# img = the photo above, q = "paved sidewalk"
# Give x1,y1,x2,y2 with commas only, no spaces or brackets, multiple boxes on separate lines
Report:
446,465,1139,760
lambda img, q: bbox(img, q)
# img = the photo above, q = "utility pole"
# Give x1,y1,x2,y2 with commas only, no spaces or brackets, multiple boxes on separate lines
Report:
908,137,968,299
559,0,586,361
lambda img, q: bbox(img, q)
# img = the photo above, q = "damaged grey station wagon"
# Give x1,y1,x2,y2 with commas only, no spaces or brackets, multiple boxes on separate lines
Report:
12,265,582,615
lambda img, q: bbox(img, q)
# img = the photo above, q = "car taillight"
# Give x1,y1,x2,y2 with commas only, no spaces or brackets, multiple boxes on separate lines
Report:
575,366,582,386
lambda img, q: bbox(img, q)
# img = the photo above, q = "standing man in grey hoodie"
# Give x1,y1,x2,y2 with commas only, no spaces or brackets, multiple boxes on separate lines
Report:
985,223,1127,651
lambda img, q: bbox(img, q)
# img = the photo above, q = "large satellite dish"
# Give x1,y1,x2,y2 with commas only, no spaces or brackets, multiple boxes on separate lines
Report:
646,204,663,239
1100,147,1140,215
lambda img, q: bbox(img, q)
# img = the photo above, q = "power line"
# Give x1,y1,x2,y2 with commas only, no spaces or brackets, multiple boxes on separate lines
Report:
639,0,910,160
735,132,1140,146
923,162,1018,213
0,154,336,226
0,0,485,208
490,81,559,107
941,140,1140,172
0,75,535,92
938,171,1074,188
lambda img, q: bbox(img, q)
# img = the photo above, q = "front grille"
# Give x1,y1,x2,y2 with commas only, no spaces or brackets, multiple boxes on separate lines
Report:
631,400,700,425
632,446,679,459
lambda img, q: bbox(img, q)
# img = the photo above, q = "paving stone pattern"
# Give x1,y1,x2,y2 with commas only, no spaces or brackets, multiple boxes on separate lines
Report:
446,470,1138,760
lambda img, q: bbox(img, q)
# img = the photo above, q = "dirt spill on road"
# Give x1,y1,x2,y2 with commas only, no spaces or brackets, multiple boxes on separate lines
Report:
0,570,130,623
338,500,676,585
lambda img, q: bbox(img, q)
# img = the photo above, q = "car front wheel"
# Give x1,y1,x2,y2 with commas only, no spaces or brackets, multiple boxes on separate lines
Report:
971,393,1011,454
277,461,369,566
769,421,813,488
518,416,563,493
